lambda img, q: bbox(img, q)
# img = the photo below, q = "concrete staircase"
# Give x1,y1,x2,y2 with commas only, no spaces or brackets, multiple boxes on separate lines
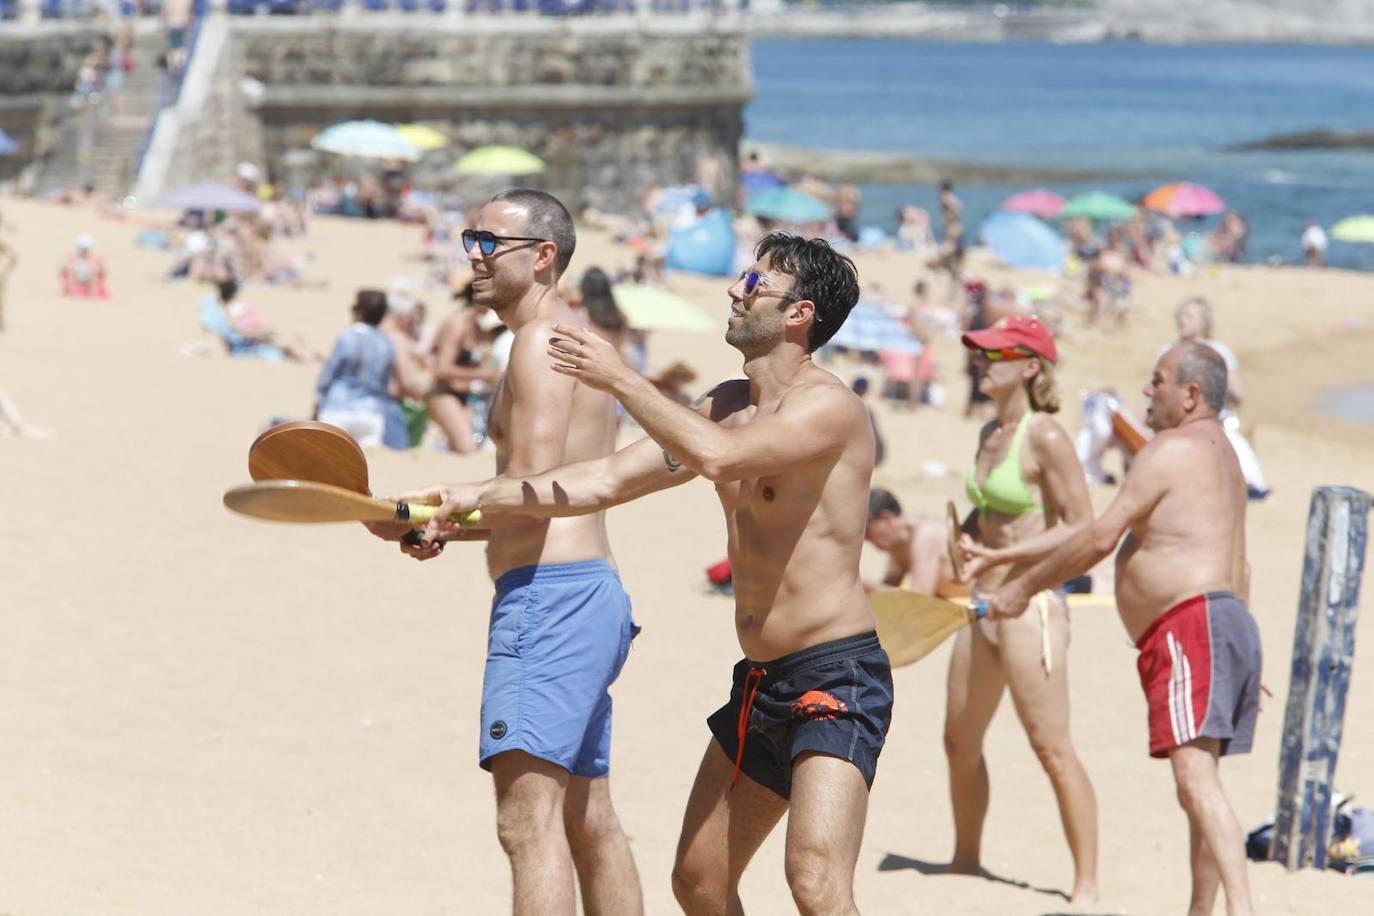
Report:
36,25,167,198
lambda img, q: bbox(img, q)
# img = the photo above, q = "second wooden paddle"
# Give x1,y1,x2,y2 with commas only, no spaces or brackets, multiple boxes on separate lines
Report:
869,589,987,668
248,421,370,494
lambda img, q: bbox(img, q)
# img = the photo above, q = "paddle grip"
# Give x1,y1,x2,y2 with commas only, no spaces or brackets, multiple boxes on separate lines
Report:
969,599,989,620
399,504,482,528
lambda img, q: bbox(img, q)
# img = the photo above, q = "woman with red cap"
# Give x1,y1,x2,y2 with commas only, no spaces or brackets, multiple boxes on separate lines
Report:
947,315,1100,903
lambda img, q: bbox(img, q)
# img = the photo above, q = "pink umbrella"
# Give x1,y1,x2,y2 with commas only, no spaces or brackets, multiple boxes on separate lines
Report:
1142,182,1226,218
1000,189,1066,219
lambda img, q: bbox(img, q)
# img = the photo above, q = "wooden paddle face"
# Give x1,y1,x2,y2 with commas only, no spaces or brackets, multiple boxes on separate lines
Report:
223,480,397,523
946,500,965,582
249,421,370,494
870,589,976,668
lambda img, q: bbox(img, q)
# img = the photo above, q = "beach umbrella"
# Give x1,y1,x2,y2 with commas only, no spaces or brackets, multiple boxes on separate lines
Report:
613,284,716,333
311,120,421,161
739,169,786,197
1330,215,1374,244
159,181,262,213
746,187,831,224
978,211,1066,271
824,301,922,355
1000,189,1065,219
1060,191,1136,221
1142,182,1226,218
0,128,16,156
395,124,451,152
454,145,545,177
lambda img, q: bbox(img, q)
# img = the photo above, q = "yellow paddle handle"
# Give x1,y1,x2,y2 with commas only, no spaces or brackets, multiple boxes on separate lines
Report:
404,504,482,528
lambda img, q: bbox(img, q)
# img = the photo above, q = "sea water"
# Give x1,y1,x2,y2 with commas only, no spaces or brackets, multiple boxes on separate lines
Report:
747,40,1374,270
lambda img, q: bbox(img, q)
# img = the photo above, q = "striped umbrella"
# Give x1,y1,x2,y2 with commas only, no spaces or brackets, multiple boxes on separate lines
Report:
824,301,922,355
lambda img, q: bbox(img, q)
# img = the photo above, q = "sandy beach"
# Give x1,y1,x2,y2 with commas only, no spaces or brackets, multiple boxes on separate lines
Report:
1,195,1371,914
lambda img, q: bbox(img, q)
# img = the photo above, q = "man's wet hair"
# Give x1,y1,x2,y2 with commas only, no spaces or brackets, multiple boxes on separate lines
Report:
867,488,903,523
491,189,576,277
754,232,860,352
1174,341,1228,412
353,288,389,326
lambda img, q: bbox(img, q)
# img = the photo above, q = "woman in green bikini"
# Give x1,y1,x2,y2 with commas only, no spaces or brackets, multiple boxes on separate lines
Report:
948,315,1099,903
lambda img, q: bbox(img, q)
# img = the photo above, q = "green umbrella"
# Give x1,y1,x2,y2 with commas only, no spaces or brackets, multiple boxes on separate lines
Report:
1061,191,1137,221
613,285,716,333
1330,215,1374,244
454,145,545,177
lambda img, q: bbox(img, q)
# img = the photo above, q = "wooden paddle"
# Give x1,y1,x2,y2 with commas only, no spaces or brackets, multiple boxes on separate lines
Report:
248,421,370,494
869,589,987,668
223,480,481,528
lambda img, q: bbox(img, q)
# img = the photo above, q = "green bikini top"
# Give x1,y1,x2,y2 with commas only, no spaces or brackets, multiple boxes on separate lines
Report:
965,411,1042,517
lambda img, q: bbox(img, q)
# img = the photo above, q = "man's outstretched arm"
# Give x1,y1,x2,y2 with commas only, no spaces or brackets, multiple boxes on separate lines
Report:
985,436,1177,619
549,324,858,481
412,433,696,541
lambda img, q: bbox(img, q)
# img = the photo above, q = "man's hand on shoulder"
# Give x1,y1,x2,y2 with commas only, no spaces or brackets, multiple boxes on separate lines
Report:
547,323,636,394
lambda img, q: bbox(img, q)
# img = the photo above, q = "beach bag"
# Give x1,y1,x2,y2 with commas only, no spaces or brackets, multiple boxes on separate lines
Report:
1330,804,1374,874
1246,795,1374,874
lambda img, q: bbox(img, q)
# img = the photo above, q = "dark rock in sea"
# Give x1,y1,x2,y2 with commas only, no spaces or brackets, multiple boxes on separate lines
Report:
1228,129,1374,152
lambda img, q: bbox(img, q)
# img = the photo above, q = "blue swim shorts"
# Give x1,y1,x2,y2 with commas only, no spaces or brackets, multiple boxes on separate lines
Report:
480,560,640,777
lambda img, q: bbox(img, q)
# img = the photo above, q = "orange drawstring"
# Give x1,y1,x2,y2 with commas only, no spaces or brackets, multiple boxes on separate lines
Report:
732,667,766,788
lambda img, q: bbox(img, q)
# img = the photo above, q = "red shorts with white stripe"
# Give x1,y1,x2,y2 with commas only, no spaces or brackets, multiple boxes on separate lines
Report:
1135,592,1262,759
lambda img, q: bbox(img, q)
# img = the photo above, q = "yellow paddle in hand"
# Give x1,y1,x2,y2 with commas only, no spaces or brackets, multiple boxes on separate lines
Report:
869,589,988,668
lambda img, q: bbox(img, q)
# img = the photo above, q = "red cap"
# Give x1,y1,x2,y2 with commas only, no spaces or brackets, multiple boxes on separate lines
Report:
962,315,1058,363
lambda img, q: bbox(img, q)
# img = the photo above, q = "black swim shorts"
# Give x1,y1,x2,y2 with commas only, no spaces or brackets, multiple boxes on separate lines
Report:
707,631,894,799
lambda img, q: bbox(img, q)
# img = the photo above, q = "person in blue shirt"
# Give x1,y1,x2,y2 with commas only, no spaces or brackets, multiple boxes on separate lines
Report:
313,289,398,448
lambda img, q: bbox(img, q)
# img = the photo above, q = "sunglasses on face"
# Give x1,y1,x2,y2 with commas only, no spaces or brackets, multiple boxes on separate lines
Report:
737,269,801,302
461,229,547,256
979,347,1034,362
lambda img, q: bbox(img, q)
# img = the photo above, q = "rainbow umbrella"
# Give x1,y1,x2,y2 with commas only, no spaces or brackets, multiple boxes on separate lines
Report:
1142,182,1226,218
395,124,450,152
1000,189,1065,219
1061,191,1137,221
454,145,545,176
1330,216,1374,244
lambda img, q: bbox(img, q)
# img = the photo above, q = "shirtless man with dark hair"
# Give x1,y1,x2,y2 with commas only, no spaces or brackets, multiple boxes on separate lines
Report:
977,341,1259,916
408,233,890,914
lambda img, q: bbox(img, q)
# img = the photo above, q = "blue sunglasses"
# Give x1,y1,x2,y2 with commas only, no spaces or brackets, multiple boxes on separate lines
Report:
738,269,801,302
462,229,547,256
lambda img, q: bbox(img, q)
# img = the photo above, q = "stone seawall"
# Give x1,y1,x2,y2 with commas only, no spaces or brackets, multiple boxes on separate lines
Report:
0,24,106,185
223,17,751,212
